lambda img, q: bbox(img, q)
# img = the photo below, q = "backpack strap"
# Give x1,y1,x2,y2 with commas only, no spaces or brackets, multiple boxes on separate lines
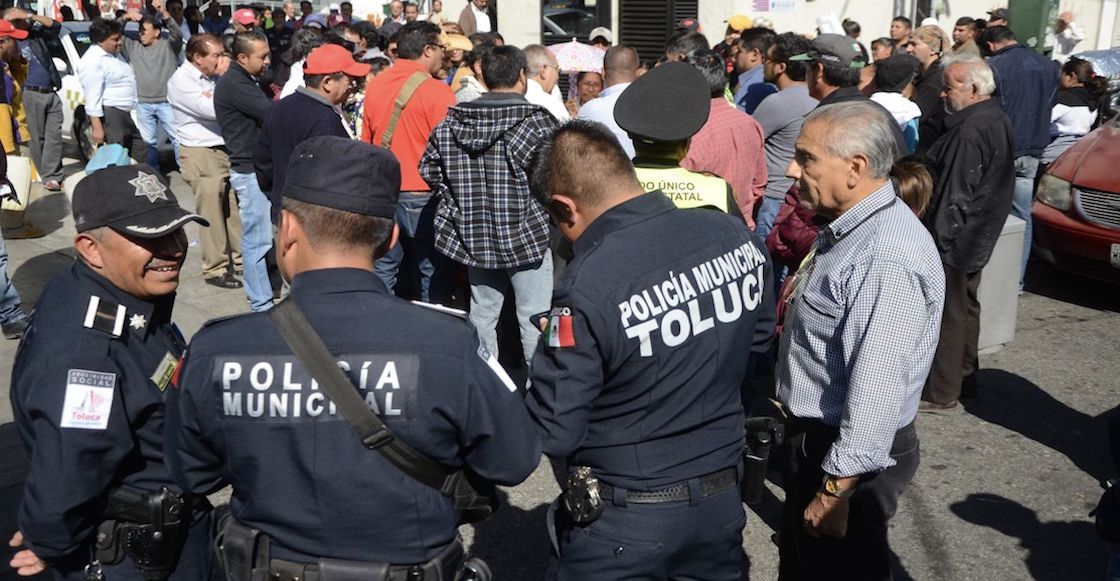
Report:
380,71,433,149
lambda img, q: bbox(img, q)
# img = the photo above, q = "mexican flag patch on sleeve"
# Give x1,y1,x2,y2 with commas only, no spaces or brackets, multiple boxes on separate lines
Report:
544,306,576,349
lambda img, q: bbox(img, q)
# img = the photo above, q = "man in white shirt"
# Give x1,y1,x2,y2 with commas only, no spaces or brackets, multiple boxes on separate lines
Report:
167,33,245,291
1053,11,1086,63
523,44,569,122
78,17,144,160
576,45,637,157
458,0,490,35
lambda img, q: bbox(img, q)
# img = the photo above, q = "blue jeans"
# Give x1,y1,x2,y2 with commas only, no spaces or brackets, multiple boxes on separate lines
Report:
755,195,784,241
135,102,180,169
468,254,553,365
545,483,744,580
374,192,452,304
230,171,274,312
1011,155,1039,290
0,227,27,325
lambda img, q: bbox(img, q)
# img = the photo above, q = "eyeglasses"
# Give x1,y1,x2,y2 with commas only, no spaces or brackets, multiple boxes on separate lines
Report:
427,42,446,51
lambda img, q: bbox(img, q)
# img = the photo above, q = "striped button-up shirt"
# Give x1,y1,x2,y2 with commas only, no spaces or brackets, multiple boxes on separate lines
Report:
776,181,945,477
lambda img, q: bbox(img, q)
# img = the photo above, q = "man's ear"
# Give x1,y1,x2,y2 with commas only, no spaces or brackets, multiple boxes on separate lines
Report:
277,209,301,257
549,193,578,226
849,153,871,187
74,233,105,269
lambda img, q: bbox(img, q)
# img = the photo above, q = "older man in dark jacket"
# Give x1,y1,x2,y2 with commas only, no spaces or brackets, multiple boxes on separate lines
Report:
254,44,366,219
920,54,1014,413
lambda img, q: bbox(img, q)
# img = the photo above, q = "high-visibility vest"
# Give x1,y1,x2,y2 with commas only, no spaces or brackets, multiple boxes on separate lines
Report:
634,165,735,215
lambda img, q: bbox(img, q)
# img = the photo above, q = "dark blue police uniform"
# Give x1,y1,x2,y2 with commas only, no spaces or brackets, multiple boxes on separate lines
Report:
167,268,542,566
527,191,775,580
10,261,213,580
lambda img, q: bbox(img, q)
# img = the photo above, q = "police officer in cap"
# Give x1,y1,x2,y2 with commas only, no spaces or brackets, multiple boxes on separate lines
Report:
9,165,214,580
166,136,541,580
615,61,742,221
526,119,776,580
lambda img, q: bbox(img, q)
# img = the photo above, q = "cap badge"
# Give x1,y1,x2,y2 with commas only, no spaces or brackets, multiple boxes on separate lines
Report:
130,172,169,203
129,313,147,330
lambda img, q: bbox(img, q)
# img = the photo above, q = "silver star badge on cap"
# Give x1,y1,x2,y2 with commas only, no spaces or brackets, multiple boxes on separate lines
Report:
129,313,147,330
130,172,169,203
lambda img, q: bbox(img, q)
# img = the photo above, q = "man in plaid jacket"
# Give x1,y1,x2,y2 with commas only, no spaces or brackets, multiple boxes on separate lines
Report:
420,45,557,366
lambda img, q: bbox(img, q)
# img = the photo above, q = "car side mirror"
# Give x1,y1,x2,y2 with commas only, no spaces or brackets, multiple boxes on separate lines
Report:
53,57,68,74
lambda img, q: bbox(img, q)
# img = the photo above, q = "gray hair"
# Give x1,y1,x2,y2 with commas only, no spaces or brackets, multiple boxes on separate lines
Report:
939,53,996,96
523,44,556,77
803,101,899,179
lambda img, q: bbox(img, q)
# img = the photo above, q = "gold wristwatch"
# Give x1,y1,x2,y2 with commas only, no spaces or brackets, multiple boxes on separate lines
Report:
822,475,855,499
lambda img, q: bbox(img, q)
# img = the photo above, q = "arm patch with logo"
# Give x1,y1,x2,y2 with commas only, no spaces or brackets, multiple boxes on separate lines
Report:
544,307,576,349
59,369,116,430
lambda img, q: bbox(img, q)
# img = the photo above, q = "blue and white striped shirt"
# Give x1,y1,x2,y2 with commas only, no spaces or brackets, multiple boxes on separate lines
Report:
776,181,945,477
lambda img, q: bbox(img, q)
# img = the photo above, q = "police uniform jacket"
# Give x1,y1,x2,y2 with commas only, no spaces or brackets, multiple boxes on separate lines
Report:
526,191,776,490
167,268,542,564
10,261,194,565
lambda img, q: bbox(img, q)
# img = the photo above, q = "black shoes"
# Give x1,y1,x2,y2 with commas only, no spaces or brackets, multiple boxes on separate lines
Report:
205,272,243,289
3,317,29,340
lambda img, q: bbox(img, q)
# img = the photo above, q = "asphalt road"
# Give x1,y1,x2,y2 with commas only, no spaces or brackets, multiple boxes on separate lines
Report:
1,168,1118,580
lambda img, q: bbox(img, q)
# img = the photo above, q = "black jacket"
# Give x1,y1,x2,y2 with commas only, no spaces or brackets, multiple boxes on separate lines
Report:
254,88,349,223
923,99,1016,273
24,19,63,90
214,63,272,173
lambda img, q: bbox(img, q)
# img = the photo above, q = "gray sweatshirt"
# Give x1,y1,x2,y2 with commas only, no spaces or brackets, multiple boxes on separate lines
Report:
121,19,183,103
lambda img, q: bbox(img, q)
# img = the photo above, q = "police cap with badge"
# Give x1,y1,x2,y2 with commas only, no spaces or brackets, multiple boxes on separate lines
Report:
282,135,401,218
614,61,710,145
73,165,209,237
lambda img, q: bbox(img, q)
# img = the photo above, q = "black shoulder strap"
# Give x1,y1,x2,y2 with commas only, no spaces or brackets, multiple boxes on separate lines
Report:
268,299,457,495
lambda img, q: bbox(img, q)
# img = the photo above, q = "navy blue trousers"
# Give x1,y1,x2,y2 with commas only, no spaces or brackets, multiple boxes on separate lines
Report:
546,483,745,581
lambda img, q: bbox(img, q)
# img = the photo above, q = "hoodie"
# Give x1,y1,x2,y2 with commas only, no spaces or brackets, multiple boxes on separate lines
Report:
420,92,558,270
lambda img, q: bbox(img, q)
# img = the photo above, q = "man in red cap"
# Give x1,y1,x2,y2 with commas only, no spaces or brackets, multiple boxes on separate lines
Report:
232,7,259,32
254,43,368,216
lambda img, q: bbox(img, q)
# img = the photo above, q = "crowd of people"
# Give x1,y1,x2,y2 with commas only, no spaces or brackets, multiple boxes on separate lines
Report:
1,2,1117,581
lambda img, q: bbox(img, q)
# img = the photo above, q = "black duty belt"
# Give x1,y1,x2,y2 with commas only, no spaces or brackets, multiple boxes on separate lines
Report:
23,85,55,93
598,467,738,504
267,539,464,581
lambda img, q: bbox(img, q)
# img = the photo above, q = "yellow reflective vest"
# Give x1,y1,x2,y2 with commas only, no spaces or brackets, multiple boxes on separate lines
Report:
634,164,741,220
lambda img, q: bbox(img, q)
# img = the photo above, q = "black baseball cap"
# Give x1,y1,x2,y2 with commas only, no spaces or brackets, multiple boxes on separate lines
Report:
987,7,1010,21
615,61,710,143
282,136,401,218
790,33,867,69
874,54,920,92
73,165,208,237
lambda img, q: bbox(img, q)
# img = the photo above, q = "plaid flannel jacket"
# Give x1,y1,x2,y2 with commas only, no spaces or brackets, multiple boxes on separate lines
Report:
421,94,557,270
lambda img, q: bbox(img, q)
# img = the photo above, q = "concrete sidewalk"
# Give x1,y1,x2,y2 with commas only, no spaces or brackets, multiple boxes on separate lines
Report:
1,166,1119,580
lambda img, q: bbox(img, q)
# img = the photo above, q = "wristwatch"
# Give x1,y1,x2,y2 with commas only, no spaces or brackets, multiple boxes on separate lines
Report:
822,475,855,499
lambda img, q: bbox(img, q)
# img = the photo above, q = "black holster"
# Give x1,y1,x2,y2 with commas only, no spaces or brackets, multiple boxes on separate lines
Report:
214,508,270,581
741,416,785,505
95,485,199,581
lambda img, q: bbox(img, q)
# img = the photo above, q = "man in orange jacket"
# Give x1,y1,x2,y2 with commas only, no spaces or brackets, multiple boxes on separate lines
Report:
362,20,456,304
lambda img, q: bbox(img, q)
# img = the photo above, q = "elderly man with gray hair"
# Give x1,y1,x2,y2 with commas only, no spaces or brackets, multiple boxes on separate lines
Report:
920,53,1015,412
523,44,569,122
776,100,945,580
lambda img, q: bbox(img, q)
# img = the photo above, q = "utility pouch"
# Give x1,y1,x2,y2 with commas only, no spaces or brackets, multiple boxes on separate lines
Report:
560,466,605,526
215,510,271,581
741,416,785,505
94,520,126,565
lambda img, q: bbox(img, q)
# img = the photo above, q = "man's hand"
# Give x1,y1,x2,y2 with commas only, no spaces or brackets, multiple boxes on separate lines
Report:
8,532,46,577
125,9,143,21
90,118,105,145
803,490,850,538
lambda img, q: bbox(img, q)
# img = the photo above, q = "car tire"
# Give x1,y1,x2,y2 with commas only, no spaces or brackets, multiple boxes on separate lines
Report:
73,108,95,163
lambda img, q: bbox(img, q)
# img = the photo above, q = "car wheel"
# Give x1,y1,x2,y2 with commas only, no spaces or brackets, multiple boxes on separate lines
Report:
73,109,95,163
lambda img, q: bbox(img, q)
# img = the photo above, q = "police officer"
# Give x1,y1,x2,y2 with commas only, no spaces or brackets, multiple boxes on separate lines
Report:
525,118,776,579
616,62,741,220
165,136,541,580
8,165,214,580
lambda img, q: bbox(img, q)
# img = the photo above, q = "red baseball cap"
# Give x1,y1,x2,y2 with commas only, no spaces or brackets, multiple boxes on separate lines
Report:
233,8,257,25
0,20,29,40
303,44,371,77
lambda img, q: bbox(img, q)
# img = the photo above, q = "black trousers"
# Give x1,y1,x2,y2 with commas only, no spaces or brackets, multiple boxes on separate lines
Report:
923,263,982,404
103,106,147,163
778,419,920,581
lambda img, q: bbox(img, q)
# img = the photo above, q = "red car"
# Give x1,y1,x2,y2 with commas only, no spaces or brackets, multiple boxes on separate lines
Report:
1033,113,1120,285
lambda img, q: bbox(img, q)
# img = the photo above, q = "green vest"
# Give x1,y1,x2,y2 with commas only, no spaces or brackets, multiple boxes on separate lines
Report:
634,164,737,217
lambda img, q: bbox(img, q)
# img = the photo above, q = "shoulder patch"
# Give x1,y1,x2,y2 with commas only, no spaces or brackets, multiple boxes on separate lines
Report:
409,300,468,320
59,369,116,430
478,343,518,393
543,306,576,349
83,296,126,338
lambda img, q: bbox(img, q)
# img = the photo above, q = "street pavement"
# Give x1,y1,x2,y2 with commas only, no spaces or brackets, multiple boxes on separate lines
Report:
1,166,1118,580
